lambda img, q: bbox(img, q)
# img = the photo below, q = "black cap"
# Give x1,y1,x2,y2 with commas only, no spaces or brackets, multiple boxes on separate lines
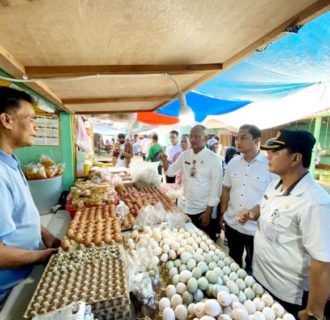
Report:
260,129,316,154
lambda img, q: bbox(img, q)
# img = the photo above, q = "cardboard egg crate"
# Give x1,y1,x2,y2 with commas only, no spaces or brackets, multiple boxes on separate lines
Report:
63,205,124,250
24,245,130,319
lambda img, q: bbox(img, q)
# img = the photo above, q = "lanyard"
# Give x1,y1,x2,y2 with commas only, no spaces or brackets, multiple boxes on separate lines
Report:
275,171,309,196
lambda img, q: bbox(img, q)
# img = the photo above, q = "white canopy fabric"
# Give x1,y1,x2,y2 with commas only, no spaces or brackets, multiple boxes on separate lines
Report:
204,83,330,130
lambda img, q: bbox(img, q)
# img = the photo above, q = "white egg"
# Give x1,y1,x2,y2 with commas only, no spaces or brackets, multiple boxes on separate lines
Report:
271,303,285,318
176,282,187,295
171,294,183,308
204,299,222,317
262,307,276,320
253,297,265,311
166,284,177,298
231,307,249,320
194,301,206,318
175,304,188,320
217,291,232,307
282,313,295,320
162,307,175,320
188,303,196,315
159,297,171,312
179,270,193,283
261,294,274,307
244,300,256,314
169,249,177,260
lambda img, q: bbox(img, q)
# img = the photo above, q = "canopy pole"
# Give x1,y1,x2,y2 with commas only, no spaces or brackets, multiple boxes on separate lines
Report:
309,116,322,176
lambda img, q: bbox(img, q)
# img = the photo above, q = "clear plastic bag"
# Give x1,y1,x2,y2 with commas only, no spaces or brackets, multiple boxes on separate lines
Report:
134,203,189,229
39,154,56,168
130,161,161,189
23,163,47,180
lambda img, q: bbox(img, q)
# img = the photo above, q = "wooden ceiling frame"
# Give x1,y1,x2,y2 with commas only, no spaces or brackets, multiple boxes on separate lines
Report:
25,64,223,78
0,45,72,113
0,0,329,115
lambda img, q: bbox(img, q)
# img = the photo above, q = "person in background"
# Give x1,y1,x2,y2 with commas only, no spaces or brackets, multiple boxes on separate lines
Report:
220,124,274,273
112,133,133,168
238,129,330,319
133,134,139,156
0,87,60,303
224,146,240,166
174,134,190,186
160,125,222,233
146,133,164,174
166,130,181,183
208,137,224,241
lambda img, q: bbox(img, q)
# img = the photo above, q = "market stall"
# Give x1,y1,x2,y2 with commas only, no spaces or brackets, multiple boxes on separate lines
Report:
0,165,298,320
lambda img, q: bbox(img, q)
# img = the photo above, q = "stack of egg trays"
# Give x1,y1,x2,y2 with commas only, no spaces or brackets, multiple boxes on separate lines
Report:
24,245,130,319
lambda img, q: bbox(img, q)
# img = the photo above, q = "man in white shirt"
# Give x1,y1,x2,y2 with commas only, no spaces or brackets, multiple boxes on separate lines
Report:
166,130,182,183
160,125,222,232
238,129,330,319
220,124,273,273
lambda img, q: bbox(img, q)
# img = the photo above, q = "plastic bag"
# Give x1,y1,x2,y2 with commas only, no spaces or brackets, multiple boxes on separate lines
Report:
39,154,56,168
124,245,159,309
130,161,161,189
116,201,129,223
45,165,58,178
134,203,189,229
23,163,47,180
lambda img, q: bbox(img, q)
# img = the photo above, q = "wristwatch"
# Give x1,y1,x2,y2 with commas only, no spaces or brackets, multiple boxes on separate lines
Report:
307,311,325,320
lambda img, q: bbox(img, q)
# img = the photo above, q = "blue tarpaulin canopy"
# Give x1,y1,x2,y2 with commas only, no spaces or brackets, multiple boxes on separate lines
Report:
156,11,330,124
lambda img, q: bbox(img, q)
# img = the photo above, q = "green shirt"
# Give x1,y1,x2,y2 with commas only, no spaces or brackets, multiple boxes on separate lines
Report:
146,143,163,162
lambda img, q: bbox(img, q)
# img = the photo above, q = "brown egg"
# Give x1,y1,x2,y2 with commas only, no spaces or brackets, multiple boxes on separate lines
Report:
114,233,122,242
61,240,71,251
103,234,112,244
66,229,74,238
83,237,92,247
94,235,102,246
75,233,83,243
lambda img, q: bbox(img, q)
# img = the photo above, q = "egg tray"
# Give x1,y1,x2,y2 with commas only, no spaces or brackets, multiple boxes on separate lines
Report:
93,304,131,320
64,205,123,248
24,245,130,319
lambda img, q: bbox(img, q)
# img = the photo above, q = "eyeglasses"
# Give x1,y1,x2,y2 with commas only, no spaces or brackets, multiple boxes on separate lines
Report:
190,160,197,177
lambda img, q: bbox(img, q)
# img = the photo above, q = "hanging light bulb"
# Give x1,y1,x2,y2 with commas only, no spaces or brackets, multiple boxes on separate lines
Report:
178,94,195,126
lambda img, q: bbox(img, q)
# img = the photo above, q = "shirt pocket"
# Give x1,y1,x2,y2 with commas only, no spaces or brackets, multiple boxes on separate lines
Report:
274,214,292,242
229,171,241,179
251,174,269,193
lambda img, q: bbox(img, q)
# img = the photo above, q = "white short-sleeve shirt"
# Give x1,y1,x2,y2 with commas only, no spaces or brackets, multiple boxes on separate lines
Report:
253,172,330,305
223,153,274,235
166,147,223,214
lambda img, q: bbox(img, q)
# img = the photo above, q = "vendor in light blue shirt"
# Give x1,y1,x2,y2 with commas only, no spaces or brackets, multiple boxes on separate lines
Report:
0,87,60,303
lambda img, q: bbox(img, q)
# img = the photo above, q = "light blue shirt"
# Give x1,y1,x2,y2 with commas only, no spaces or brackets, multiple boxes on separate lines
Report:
0,150,43,301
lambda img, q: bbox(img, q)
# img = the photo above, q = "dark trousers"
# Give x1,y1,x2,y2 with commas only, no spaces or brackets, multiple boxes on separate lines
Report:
166,175,176,183
225,223,254,272
187,212,210,235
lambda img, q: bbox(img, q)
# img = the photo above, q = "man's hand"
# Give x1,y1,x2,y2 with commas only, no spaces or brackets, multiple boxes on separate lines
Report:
159,152,167,162
34,248,58,264
219,214,225,230
238,208,251,225
199,207,213,227
41,227,61,249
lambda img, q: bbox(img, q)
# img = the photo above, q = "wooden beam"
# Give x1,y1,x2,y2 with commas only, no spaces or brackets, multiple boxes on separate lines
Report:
0,45,70,112
25,64,223,78
62,95,174,105
74,109,154,115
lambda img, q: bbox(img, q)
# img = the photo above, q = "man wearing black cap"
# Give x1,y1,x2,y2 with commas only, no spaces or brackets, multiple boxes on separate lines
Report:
238,129,330,320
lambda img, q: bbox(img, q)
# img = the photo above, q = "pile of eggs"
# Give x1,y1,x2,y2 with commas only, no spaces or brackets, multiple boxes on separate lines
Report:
65,205,122,247
125,227,295,320
119,186,174,215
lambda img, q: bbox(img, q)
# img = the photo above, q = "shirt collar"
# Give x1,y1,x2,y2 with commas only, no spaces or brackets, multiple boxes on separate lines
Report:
192,146,208,157
0,150,20,170
239,150,264,163
274,172,311,196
